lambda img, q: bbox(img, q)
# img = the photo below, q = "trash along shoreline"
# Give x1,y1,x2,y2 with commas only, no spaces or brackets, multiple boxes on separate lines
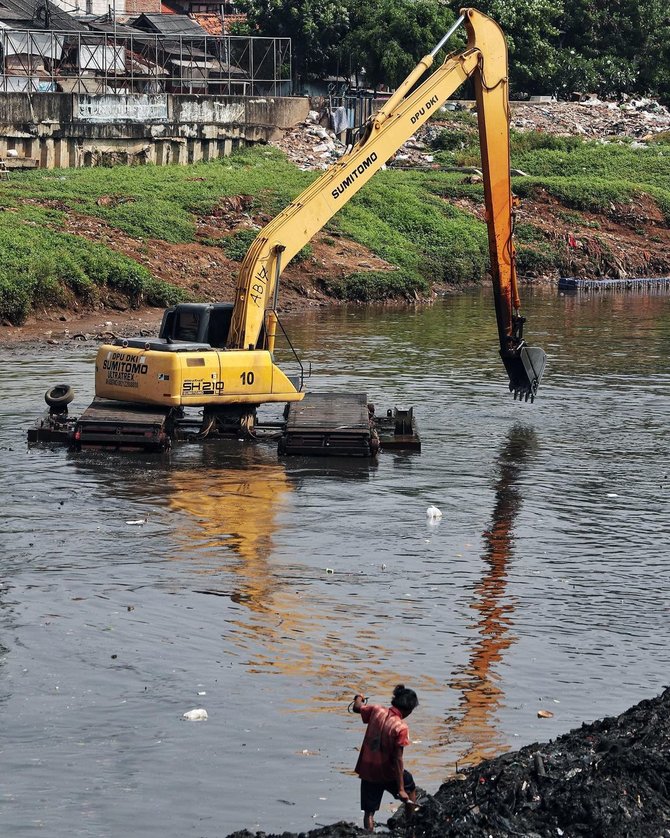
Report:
225,687,670,838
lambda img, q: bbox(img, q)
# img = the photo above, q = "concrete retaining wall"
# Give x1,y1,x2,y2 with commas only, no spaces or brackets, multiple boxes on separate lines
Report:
0,93,309,168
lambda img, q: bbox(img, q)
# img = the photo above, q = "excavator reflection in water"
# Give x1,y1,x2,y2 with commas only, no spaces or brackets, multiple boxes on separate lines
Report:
163,432,538,778
78,429,538,780
70,425,540,776
163,449,443,710
167,448,294,610
443,425,538,768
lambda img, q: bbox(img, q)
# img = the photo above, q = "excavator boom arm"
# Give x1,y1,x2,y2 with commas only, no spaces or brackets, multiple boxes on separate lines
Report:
228,8,546,400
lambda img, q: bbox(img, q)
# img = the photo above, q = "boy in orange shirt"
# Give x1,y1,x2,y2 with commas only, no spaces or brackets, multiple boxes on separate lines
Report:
352,684,419,832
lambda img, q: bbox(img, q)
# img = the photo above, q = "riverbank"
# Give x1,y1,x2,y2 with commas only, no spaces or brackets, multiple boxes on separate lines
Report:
225,687,670,838
1,115,670,331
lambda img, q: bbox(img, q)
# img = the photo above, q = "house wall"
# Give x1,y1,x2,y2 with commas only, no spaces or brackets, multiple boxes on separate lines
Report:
0,92,309,167
50,0,161,15
124,0,162,14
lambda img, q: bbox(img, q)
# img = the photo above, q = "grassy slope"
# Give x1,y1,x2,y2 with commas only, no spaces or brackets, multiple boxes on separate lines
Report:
433,122,670,272
1,135,669,323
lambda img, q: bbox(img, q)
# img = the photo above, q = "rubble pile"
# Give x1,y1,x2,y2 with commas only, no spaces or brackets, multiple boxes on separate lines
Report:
225,687,670,838
272,109,348,170
271,98,670,171
510,96,670,139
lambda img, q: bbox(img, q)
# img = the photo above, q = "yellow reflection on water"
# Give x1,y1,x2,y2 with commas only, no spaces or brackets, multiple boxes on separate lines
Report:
164,430,539,780
167,448,292,610
166,449,440,725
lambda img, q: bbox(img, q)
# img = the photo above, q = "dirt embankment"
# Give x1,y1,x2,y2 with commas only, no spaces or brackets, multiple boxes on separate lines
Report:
0,196,394,347
3,97,670,347
225,688,670,838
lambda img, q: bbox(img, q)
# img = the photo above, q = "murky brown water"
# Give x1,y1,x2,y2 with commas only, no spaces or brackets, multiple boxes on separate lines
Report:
1,286,670,836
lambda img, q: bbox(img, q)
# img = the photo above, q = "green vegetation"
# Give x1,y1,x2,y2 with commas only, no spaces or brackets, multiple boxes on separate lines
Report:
0,206,184,323
6,148,313,243
221,228,260,260
242,0,670,101
428,126,670,221
334,171,489,289
219,228,313,263
338,0,456,89
1,134,670,322
322,269,418,301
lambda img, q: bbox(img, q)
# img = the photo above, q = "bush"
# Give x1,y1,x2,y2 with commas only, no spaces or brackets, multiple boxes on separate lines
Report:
292,243,313,264
323,269,424,301
431,129,474,152
516,243,559,275
510,130,584,155
0,276,31,323
222,228,260,261
0,211,185,324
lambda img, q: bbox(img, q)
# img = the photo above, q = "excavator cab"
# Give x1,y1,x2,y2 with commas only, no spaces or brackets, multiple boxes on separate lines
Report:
159,303,234,348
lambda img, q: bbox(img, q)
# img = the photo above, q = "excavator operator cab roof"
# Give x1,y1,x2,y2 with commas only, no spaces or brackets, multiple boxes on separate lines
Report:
107,303,238,353
159,303,234,349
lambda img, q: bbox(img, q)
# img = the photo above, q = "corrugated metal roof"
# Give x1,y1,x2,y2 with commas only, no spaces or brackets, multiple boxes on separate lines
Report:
132,13,207,36
86,20,140,38
0,0,88,31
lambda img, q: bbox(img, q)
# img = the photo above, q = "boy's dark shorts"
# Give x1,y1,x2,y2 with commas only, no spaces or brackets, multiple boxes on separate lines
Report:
360,770,415,813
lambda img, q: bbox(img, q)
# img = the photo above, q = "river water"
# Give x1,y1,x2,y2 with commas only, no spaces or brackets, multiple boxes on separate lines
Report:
1,287,669,836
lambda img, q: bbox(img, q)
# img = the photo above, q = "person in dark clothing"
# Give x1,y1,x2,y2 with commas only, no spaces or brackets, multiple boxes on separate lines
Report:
352,684,419,832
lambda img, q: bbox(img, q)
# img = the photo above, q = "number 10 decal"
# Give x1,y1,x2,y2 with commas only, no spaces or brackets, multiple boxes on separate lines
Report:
240,371,255,385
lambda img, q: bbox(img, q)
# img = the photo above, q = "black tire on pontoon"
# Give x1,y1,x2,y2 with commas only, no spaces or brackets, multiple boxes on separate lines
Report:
45,384,74,409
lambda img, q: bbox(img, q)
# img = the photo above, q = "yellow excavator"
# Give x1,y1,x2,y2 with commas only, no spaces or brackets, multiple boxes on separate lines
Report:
31,8,546,455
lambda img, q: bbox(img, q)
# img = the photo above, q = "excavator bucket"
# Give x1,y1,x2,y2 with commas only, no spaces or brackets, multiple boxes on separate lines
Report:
502,345,547,403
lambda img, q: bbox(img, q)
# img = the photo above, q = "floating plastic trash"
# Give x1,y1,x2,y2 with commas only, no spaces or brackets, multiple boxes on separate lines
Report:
426,505,443,519
183,708,208,721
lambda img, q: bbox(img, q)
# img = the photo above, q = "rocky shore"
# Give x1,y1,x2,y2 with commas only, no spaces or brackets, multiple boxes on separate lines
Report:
225,688,670,838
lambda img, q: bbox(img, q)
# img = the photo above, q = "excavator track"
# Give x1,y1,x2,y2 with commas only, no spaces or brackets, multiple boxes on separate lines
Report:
72,399,173,451
280,393,375,457
27,398,172,451
279,393,421,457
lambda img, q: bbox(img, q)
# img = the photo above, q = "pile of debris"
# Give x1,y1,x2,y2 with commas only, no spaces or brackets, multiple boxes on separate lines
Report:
510,96,670,140
272,109,348,170
403,685,670,837
225,687,670,838
271,97,670,171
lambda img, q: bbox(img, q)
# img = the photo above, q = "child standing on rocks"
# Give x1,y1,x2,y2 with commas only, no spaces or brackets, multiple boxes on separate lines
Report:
351,685,419,832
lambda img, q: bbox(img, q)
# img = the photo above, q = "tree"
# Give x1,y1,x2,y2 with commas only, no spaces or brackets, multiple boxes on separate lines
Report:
241,0,350,85
243,0,670,101
339,0,458,91
474,0,564,96
553,0,670,98
638,0,670,100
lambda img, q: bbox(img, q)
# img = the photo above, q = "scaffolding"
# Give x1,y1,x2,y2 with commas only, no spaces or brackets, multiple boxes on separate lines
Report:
0,29,292,96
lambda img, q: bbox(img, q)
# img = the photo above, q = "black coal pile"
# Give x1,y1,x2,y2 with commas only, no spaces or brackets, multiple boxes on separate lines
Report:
407,686,670,837
225,688,670,838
